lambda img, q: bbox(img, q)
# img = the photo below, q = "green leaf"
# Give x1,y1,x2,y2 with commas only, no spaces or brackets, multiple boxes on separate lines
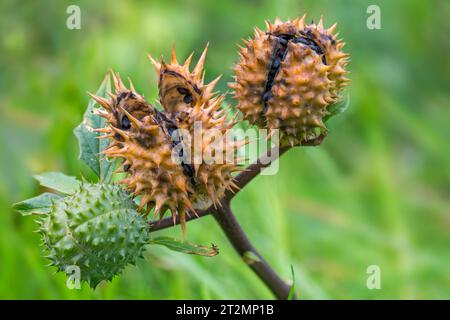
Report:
33,172,80,194
324,94,350,122
287,264,296,300
13,192,61,216
73,73,115,182
149,236,219,257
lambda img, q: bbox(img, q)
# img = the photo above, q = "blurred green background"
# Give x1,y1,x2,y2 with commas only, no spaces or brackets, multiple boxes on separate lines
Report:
1,0,449,299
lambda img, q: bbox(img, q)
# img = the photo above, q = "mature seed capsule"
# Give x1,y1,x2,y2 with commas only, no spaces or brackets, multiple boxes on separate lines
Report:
91,71,241,236
39,182,149,288
92,74,193,235
150,47,242,208
230,16,350,145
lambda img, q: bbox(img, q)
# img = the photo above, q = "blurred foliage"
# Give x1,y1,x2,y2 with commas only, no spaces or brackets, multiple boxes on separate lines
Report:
0,0,449,299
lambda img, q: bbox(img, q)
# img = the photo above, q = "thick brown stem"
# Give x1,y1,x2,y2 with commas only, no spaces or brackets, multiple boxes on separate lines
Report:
212,201,295,299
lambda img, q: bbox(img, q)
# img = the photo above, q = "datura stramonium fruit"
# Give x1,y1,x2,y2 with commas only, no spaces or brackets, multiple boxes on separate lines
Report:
230,16,350,145
149,47,242,206
91,69,241,236
38,182,149,288
148,44,221,113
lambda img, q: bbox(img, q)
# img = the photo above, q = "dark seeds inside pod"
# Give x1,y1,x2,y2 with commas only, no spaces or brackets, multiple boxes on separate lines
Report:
262,33,295,114
177,87,194,105
121,115,131,130
183,94,193,104
294,30,327,64
262,31,328,115
169,129,196,184
177,87,189,95
154,110,196,183
117,91,128,103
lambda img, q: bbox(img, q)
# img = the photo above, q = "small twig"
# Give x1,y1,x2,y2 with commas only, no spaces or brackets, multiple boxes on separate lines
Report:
149,208,210,232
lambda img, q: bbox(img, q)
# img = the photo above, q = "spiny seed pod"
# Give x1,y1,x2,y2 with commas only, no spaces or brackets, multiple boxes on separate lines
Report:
91,73,242,235
148,47,242,206
148,45,221,113
174,95,242,206
92,76,193,236
38,182,149,288
230,16,350,145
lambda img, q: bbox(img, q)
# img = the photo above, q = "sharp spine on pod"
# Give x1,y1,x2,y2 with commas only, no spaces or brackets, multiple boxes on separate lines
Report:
148,44,222,113
230,15,350,145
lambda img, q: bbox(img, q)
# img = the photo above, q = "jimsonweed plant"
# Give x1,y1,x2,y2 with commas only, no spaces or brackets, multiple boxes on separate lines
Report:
14,15,349,299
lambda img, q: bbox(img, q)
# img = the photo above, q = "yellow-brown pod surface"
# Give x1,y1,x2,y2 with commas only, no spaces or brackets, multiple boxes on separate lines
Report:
230,16,349,145
91,73,194,236
148,45,221,113
174,95,242,207
91,72,155,127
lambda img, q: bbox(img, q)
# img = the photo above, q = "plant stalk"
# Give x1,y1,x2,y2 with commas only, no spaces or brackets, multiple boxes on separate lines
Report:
212,201,295,299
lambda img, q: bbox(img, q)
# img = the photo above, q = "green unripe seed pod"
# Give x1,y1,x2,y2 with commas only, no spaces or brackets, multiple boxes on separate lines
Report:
39,182,149,288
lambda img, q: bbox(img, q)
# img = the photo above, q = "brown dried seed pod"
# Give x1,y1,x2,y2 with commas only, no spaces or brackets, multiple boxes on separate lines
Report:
91,72,241,236
91,73,193,236
230,16,350,145
148,45,221,113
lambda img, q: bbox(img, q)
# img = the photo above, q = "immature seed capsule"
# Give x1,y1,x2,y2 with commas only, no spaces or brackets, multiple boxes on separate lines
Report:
39,182,149,288
230,16,350,145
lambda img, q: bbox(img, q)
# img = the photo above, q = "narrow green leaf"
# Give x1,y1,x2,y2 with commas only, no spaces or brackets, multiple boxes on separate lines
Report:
13,192,61,216
73,73,115,182
33,172,80,194
149,236,219,257
288,264,296,300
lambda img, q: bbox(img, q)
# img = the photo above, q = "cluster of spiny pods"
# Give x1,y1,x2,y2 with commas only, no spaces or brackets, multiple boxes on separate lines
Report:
89,16,349,236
